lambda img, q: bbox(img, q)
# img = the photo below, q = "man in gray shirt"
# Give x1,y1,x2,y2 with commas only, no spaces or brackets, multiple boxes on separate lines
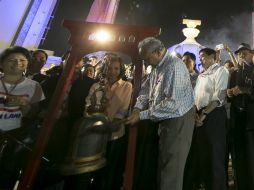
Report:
126,37,195,190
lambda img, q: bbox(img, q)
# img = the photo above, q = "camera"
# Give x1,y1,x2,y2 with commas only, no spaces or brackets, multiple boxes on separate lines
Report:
215,44,225,50
0,96,7,104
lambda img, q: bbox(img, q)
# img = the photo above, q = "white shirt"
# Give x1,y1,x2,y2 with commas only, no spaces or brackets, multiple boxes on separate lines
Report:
194,63,229,110
0,78,45,131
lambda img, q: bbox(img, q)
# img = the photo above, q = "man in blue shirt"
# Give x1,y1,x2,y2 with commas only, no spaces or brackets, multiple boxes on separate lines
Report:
126,37,195,190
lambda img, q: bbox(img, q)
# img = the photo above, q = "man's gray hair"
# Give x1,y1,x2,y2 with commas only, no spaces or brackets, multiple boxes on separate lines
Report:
138,37,165,57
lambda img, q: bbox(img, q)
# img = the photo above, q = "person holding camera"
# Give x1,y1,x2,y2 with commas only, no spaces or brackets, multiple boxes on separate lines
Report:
215,43,238,68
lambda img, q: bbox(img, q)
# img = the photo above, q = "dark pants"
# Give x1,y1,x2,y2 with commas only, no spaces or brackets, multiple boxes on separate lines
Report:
158,108,195,190
246,130,254,190
246,102,254,189
98,134,127,190
133,120,159,190
0,129,26,189
230,107,248,190
184,106,227,190
183,125,212,190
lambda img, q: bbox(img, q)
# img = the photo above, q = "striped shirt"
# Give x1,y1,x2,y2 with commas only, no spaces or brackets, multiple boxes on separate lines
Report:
135,51,194,122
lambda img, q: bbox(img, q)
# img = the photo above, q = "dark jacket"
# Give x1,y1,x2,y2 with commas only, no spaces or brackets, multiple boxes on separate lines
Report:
228,64,254,110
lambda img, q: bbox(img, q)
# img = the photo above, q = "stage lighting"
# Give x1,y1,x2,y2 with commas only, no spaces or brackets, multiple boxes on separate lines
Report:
96,30,110,42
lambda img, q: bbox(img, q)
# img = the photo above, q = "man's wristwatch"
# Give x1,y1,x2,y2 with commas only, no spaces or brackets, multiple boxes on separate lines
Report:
202,110,208,116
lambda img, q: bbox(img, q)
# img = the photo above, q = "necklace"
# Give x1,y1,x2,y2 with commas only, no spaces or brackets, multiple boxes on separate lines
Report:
0,76,24,95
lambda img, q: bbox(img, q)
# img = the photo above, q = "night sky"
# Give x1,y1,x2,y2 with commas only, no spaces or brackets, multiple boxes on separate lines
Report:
41,0,253,56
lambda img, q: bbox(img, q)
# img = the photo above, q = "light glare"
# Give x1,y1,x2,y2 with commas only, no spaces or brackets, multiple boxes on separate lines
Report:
96,31,110,42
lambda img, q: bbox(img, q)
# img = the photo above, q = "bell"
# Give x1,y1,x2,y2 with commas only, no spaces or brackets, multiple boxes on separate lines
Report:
60,114,110,176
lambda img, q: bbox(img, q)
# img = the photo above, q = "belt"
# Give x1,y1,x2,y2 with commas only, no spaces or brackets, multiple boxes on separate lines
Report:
197,106,207,114
233,106,246,112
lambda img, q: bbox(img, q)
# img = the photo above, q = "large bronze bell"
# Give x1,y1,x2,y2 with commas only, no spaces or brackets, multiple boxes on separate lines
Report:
60,114,110,176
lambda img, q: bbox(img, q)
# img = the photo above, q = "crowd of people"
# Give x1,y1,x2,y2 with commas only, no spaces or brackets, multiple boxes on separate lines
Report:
0,36,253,190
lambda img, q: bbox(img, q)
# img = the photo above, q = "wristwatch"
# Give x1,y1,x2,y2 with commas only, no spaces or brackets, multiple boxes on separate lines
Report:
202,110,208,116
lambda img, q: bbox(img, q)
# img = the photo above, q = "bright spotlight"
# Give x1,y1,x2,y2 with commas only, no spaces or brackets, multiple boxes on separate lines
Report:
96,31,110,42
